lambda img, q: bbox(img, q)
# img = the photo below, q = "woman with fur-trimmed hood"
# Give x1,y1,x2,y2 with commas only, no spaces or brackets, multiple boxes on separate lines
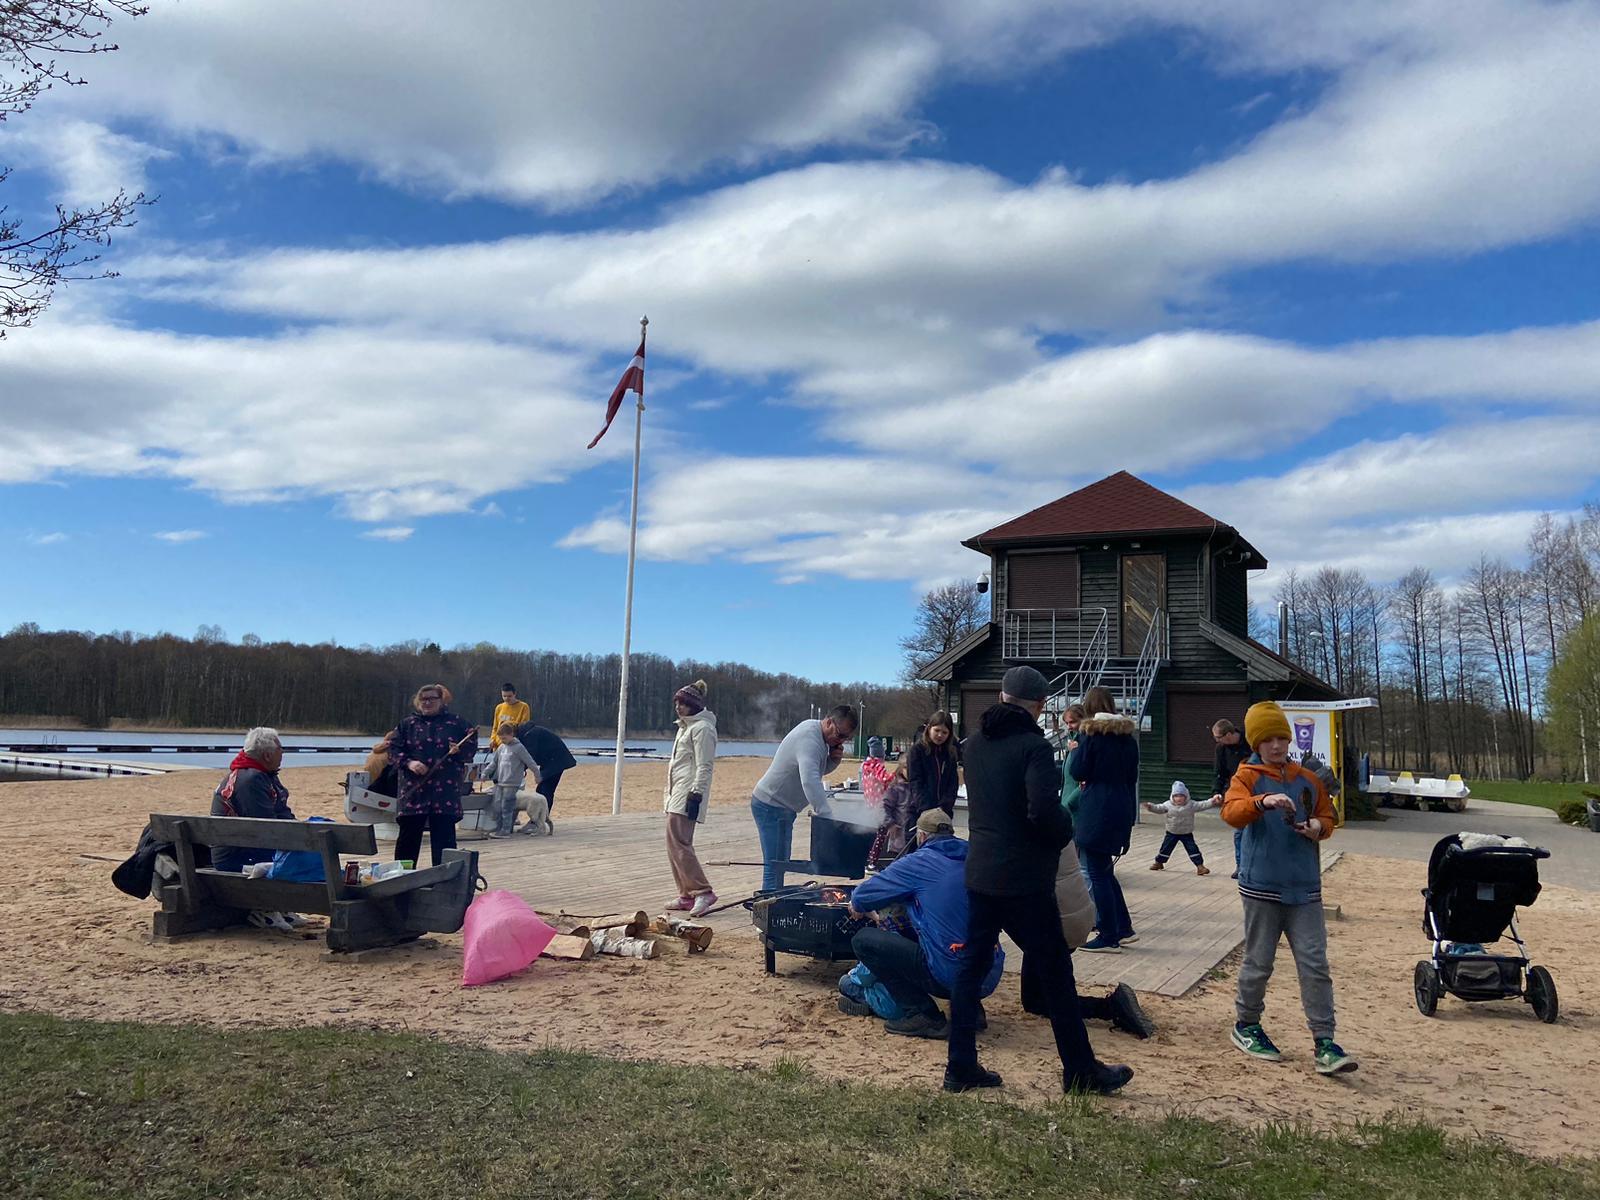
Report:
1067,685,1141,953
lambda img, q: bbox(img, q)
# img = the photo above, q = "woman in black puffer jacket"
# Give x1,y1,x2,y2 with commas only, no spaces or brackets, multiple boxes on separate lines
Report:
1067,686,1140,953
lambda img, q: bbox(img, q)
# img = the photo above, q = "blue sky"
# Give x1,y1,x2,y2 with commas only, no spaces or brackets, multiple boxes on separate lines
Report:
5,1,1599,685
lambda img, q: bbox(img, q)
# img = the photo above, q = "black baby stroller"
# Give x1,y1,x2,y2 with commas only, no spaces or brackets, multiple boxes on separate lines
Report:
1414,834,1557,1022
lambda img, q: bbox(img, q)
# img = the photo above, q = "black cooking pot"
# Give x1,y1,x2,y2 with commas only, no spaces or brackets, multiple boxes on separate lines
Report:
806,813,875,878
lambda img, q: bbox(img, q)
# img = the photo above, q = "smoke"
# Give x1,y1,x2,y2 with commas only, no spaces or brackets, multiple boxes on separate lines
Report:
748,689,786,740
823,797,880,834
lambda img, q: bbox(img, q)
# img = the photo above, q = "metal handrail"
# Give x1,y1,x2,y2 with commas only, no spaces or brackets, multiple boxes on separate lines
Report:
1002,607,1110,662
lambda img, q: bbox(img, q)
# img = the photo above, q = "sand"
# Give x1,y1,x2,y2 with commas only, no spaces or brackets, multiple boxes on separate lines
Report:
4,761,1597,1161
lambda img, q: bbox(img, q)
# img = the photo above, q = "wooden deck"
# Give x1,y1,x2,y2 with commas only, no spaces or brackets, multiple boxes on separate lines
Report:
468,808,1337,998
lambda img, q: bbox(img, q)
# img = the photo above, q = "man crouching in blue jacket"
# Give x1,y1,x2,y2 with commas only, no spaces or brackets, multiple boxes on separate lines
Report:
844,808,1004,1039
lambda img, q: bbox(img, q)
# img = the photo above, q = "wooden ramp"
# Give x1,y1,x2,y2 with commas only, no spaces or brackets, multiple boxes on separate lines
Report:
470,807,1339,998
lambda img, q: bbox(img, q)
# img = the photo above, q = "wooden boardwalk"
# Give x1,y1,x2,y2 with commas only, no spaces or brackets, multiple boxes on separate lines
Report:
471,807,1337,998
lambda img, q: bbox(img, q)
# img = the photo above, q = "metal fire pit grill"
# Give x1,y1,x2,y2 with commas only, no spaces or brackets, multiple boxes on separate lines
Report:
748,883,861,974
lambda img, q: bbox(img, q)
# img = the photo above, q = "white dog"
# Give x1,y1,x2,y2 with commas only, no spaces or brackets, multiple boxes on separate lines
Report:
512,787,552,835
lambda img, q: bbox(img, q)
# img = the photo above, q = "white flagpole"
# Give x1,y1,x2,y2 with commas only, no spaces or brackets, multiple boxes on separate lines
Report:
612,315,648,816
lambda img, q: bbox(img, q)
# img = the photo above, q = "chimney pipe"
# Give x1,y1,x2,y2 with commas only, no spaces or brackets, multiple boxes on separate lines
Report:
1277,601,1289,658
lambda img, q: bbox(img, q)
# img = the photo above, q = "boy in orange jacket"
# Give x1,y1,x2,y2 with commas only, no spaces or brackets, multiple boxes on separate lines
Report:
1221,701,1357,1076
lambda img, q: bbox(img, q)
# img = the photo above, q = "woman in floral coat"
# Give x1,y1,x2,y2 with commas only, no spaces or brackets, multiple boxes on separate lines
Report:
384,683,477,866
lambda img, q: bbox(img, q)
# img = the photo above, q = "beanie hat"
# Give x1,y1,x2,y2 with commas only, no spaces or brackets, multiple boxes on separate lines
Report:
1000,665,1049,703
1169,780,1190,799
1243,701,1291,749
673,679,708,714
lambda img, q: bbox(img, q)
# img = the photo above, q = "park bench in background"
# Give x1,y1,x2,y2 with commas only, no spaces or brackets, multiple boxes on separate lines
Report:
146,813,481,953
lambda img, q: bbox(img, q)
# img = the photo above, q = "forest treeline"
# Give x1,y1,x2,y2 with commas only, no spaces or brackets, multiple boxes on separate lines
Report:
0,624,927,740
1263,509,1599,782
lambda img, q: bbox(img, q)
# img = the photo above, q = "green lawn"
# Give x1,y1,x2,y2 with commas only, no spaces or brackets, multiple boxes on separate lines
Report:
1468,779,1595,812
4,1012,1598,1200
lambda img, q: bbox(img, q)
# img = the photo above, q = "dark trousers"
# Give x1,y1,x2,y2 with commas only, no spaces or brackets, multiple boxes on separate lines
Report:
1155,832,1204,865
536,770,564,815
1078,847,1134,942
394,811,457,866
949,889,1095,1078
852,926,944,1017
1019,957,1112,1021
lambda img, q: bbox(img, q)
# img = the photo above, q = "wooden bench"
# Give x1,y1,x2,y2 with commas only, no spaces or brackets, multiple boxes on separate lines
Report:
146,813,481,953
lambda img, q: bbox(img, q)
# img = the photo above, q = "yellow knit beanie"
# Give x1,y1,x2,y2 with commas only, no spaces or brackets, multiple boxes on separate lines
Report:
1243,701,1291,749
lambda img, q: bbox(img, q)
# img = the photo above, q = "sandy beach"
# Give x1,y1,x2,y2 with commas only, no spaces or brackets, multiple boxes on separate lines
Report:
4,760,1597,1160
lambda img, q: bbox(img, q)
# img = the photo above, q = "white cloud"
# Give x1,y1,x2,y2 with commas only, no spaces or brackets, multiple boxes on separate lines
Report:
361,526,414,542
5,119,168,207
64,0,1104,207
26,532,69,545
0,320,612,519
153,529,207,543
562,454,1036,584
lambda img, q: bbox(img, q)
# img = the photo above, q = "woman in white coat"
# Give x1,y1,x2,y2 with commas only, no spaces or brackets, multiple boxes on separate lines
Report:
663,679,718,916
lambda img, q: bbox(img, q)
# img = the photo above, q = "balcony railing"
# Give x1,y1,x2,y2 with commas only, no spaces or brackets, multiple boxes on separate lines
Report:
1002,607,1111,663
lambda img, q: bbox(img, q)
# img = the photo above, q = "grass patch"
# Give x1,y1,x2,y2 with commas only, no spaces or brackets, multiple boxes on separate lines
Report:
1468,780,1595,813
4,1011,1598,1199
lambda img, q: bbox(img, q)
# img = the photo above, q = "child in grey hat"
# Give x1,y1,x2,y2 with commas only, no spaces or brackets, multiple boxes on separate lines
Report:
1144,780,1217,875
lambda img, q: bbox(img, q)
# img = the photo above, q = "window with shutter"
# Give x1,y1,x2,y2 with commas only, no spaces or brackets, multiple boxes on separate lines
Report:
1166,688,1247,764
1006,553,1080,609
960,688,1001,734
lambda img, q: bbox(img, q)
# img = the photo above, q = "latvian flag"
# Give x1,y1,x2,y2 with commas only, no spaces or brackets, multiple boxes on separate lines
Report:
587,338,646,449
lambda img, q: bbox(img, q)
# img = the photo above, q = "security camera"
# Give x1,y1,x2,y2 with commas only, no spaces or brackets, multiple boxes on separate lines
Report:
976,572,990,595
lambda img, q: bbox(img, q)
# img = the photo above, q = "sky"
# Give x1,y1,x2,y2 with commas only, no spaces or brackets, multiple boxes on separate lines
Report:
4,0,1599,685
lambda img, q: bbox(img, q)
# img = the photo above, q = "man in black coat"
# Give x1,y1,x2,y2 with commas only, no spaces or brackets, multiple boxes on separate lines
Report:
513,722,579,831
945,666,1133,1096
1210,718,1250,878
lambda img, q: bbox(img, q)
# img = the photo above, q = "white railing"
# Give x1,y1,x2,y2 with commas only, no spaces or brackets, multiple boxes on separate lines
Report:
1003,607,1110,663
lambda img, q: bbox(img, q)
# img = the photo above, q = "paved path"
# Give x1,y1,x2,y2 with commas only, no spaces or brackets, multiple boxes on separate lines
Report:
1336,799,1599,892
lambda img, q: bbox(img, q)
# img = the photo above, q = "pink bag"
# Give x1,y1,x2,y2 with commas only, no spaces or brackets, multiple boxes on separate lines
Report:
461,890,557,987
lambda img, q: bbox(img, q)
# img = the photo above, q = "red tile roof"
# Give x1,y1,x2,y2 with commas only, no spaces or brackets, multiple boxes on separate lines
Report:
966,471,1263,561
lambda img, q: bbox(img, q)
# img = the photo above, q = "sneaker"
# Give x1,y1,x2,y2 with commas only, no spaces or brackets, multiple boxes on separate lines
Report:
1079,935,1122,953
665,894,694,912
485,831,506,840
1314,1039,1359,1076
885,1010,949,1040
1195,864,1211,876
1231,1022,1283,1062
837,996,873,1017
1107,982,1156,1039
942,1064,1002,1093
1064,1061,1134,1095
1149,860,1164,871
1121,932,1140,945
689,890,719,917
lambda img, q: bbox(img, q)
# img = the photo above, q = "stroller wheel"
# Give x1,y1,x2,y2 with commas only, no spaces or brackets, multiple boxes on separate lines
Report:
1413,961,1441,1017
1526,965,1559,1024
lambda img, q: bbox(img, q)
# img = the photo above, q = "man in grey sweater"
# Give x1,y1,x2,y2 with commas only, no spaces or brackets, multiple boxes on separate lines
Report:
751,705,857,892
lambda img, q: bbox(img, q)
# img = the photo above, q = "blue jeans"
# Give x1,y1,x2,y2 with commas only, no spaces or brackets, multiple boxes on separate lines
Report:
1078,847,1134,943
1233,827,1243,872
751,798,797,893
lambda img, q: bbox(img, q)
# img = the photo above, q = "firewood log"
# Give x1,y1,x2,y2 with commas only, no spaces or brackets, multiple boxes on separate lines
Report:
588,910,650,937
539,934,596,961
588,928,658,959
650,915,714,952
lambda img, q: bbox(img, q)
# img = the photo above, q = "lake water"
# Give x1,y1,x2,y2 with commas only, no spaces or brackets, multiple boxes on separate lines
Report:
0,728,782,774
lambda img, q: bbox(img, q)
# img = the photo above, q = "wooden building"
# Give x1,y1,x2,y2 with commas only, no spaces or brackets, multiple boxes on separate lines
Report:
925,471,1339,802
